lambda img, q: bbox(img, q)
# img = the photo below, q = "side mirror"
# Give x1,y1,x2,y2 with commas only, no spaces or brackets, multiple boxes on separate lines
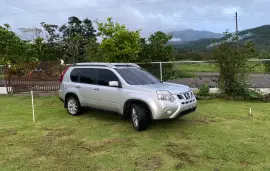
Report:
109,81,119,87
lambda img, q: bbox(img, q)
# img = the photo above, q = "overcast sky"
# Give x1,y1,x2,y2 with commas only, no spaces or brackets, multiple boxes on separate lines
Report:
0,0,269,38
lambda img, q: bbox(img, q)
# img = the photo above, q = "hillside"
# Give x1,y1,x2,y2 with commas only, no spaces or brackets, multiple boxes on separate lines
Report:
173,25,270,52
168,29,223,42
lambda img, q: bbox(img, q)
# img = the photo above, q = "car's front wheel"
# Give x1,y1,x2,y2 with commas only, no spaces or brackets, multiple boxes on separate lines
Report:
66,96,81,116
131,104,149,131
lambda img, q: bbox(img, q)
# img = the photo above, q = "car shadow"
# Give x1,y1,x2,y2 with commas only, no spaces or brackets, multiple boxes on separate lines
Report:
80,107,192,129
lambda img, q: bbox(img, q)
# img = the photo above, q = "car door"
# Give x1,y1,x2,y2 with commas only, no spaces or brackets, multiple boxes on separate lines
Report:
77,68,100,108
94,68,124,112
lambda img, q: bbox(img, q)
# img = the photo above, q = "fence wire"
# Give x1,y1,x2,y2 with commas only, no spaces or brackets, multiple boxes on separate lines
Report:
138,60,270,89
2,60,270,94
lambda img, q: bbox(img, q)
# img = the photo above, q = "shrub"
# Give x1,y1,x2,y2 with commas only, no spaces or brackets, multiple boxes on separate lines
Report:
257,50,270,73
213,31,256,100
198,83,210,96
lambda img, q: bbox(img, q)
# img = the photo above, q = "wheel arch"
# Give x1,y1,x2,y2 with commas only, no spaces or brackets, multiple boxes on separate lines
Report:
65,93,80,108
123,99,153,120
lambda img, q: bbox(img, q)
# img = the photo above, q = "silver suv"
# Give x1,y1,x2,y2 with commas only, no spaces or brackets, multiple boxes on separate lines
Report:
59,63,197,131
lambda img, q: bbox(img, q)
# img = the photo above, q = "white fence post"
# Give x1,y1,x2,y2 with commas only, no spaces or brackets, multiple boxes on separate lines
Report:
31,90,35,122
159,62,163,81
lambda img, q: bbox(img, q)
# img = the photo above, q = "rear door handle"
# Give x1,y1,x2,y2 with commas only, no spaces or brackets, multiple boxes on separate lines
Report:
76,85,81,89
94,88,100,91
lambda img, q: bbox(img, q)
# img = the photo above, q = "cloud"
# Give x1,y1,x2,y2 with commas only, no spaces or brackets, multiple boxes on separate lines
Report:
0,0,269,38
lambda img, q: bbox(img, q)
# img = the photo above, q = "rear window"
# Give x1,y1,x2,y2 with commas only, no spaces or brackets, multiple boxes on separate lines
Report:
70,68,80,82
80,68,97,84
70,68,97,84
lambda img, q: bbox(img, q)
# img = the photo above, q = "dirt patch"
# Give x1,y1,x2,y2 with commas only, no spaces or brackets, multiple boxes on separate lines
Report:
135,156,163,171
41,100,61,107
0,129,17,138
81,137,136,153
164,142,197,165
240,161,250,166
44,128,75,138
188,118,216,124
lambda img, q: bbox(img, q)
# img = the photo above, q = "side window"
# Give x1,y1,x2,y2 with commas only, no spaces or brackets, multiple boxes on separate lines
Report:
80,68,97,84
97,69,119,86
70,68,80,82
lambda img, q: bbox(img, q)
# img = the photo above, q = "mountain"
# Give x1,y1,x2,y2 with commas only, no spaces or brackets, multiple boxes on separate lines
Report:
173,25,270,52
168,29,223,42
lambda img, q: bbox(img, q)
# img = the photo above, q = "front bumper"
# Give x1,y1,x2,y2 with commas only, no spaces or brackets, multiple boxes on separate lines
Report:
151,93,197,120
176,107,197,118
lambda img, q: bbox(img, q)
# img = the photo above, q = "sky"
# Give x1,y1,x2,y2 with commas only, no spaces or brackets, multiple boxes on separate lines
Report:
0,0,269,38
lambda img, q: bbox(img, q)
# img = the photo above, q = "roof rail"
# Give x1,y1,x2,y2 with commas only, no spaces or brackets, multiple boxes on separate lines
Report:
73,62,140,68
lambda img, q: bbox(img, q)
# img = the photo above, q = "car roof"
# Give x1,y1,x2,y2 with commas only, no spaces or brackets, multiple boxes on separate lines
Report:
72,62,140,68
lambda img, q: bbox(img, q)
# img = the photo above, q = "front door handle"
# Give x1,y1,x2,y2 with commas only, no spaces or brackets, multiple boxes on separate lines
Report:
94,88,100,91
76,85,81,89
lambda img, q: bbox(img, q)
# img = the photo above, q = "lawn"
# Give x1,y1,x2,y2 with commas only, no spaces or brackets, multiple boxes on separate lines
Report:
0,74,4,79
176,62,268,73
0,95,270,171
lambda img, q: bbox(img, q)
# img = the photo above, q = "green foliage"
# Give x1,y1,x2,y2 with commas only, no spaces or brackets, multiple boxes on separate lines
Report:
96,17,142,62
136,31,182,80
257,50,270,72
198,83,210,96
59,16,97,63
85,38,104,62
213,31,256,99
0,25,35,64
138,31,174,62
175,51,213,61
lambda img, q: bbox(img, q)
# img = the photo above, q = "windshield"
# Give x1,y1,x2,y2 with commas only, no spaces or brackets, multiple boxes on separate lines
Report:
115,67,161,85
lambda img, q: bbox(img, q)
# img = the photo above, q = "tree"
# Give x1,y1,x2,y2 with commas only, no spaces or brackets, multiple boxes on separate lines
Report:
59,16,97,62
86,38,104,62
41,22,61,43
137,31,183,80
63,33,86,63
18,27,43,41
138,31,174,62
96,17,142,62
0,25,33,64
40,22,63,61
213,31,256,99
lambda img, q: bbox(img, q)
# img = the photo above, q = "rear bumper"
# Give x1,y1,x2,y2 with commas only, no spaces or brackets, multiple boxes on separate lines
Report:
59,97,64,103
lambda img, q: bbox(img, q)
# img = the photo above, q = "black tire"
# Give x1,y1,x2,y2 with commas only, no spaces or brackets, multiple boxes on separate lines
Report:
130,104,149,131
66,96,81,116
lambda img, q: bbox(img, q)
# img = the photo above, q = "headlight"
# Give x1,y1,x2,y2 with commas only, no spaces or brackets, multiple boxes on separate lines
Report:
156,90,175,102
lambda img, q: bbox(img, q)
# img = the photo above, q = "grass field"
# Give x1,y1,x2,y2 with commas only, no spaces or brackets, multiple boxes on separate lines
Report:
0,95,270,171
176,62,268,73
0,74,4,79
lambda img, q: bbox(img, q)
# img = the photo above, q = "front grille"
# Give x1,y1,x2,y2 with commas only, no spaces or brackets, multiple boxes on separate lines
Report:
177,95,183,99
177,92,193,100
184,92,191,99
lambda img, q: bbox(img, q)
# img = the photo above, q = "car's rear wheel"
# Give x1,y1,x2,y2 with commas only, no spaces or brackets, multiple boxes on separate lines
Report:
66,96,81,116
131,104,149,131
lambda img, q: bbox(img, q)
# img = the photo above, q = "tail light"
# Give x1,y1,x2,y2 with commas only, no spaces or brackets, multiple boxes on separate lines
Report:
60,66,70,84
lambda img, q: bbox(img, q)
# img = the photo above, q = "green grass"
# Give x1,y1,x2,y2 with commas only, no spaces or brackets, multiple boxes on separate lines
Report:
0,74,4,79
176,63,268,73
0,95,270,171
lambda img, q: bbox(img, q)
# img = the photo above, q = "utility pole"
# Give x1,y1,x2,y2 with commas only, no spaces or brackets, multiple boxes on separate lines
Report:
235,12,238,36
235,12,239,50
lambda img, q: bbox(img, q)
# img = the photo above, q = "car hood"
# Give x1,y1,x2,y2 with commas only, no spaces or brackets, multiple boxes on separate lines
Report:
137,82,191,94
